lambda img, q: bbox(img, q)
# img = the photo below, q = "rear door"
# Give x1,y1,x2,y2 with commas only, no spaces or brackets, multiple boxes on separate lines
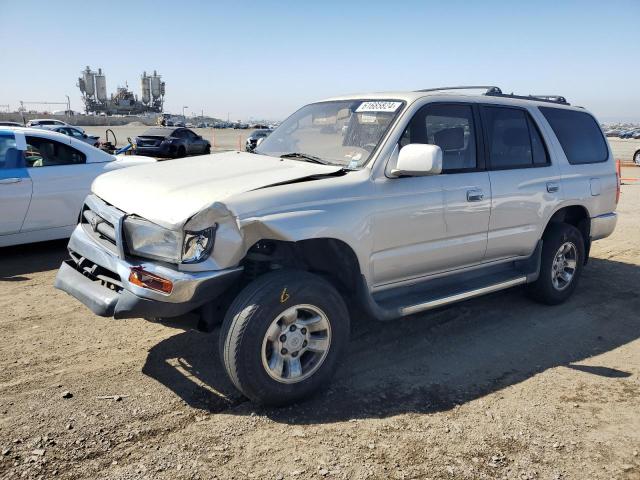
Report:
480,105,562,260
0,131,32,235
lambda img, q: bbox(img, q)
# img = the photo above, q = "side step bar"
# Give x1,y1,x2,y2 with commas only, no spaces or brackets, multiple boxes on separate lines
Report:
400,276,526,316
358,241,542,322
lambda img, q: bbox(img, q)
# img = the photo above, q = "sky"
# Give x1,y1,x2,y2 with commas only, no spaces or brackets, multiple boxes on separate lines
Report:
1,0,639,122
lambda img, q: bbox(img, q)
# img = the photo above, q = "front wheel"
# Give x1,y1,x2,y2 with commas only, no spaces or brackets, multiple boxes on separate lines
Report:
526,223,585,305
219,270,350,406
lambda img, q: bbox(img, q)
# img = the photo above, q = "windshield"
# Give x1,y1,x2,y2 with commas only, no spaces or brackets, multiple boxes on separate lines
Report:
255,99,404,168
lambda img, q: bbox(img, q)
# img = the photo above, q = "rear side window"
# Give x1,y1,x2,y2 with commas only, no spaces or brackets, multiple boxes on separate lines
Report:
482,106,549,169
539,107,608,164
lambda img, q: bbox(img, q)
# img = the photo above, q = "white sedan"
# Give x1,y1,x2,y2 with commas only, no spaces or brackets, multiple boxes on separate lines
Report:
0,127,156,247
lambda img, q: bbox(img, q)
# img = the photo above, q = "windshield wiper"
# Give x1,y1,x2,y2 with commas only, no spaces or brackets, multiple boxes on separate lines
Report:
280,152,330,165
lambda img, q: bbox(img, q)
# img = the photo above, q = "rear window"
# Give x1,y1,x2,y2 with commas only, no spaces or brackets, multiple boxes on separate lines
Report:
539,107,608,164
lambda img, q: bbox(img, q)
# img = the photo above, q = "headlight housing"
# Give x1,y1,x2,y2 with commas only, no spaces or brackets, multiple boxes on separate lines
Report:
123,217,217,264
124,216,183,263
182,226,217,263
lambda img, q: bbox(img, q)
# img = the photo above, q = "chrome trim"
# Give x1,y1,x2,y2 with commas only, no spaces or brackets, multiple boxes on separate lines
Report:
400,276,527,315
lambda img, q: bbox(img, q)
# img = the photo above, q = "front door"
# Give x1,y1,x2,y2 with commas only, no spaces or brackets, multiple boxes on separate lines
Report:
21,135,97,233
371,102,490,287
0,132,32,235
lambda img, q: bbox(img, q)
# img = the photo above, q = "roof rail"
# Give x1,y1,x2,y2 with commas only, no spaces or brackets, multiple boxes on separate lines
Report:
415,85,503,95
414,86,570,105
484,91,570,105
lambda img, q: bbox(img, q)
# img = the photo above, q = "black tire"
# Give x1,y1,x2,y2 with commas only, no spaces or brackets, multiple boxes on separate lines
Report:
526,223,585,305
204,145,211,155
176,146,186,158
633,149,640,166
219,269,350,406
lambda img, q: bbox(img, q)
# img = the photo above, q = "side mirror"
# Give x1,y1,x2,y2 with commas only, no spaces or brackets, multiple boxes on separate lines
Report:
390,144,442,177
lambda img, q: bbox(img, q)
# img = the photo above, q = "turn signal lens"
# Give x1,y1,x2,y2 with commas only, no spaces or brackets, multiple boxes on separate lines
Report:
128,267,173,294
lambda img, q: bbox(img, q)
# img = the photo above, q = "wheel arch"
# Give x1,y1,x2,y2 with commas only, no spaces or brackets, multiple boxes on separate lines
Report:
241,237,363,296
543,204,591,262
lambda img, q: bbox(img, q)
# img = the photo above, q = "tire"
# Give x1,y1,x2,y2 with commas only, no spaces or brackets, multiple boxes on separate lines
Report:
633,149,640,166
219,269,350,406
204,145,211,155
526,223,585,305
176,146,186,158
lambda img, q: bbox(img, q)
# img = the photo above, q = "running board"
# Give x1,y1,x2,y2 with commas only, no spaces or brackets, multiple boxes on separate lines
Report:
400,276,526,315
357,241,541,322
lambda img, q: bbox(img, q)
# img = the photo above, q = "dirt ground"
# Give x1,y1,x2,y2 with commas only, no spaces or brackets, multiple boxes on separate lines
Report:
1,168,639,480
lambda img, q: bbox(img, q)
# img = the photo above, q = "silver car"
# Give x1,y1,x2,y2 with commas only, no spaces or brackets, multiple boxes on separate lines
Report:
41,125,100,147
26,118,85,133
55,86,618,406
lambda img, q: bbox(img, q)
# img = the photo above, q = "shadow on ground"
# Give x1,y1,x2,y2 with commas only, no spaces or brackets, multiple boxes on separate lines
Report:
0,240,68,280
139,257,638,424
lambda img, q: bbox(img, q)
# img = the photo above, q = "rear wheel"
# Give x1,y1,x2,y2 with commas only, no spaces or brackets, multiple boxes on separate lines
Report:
526,223,585,305
219,270,349,406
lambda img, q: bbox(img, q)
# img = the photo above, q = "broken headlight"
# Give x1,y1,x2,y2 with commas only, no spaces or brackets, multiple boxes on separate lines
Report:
182,225,217,264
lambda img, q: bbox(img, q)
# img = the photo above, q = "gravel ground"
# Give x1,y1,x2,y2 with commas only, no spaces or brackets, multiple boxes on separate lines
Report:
0,168,639,480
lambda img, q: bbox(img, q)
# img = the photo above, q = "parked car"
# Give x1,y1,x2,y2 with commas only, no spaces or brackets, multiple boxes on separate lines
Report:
245,129,273,152
55,88,618,406
41,125,100,147
134,127,211,158
618,130,634,139
26,119,85,133
0,127,155,247
0,121,23,127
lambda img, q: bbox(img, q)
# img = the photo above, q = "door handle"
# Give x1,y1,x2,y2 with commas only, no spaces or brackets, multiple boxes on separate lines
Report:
546,182,559,193
466,189,484,202
0,177,22,185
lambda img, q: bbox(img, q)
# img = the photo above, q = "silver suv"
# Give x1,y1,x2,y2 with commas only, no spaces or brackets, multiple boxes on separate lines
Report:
55,86,619,405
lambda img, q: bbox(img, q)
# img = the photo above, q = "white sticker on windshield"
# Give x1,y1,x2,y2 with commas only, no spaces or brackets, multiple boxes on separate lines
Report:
360,113,377,123
356,101,402,113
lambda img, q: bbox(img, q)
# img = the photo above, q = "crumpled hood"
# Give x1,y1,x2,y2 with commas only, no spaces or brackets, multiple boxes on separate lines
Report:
91,151,343,229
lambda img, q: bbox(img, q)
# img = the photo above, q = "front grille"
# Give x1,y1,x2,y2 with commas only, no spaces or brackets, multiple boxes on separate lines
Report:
80,195,125,256
82,208,116,245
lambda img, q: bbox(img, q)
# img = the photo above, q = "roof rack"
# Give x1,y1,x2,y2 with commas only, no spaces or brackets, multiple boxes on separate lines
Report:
415,85,570,105
415,85,502,95
484,91,570,105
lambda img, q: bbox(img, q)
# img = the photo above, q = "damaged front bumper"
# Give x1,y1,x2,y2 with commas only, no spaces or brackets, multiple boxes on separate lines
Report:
55,224,242,319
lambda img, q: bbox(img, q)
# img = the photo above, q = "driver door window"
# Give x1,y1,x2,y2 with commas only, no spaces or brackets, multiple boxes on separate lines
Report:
400,104,478,172
24,136,86,167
